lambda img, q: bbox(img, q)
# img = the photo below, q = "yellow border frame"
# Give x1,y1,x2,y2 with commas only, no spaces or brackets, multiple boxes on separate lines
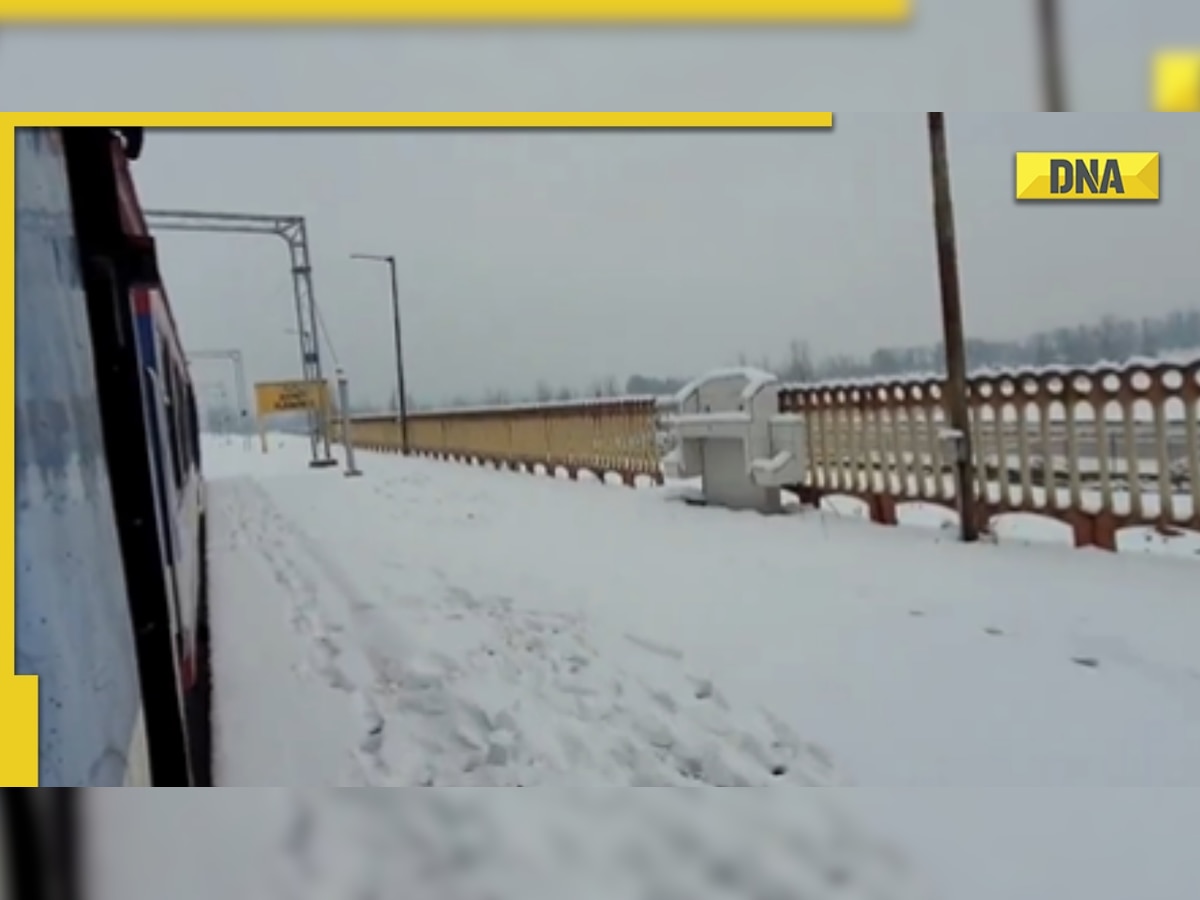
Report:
0,118,33,787
2,0,910,24
1,111,831,786
7,112,833,128
1150,49,1200,112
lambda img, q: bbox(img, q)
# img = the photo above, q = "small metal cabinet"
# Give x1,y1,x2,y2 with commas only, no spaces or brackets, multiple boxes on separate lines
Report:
663,368,808,513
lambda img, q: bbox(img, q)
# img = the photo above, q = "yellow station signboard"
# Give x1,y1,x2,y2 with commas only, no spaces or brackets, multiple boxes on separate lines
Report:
254,379,329,415
254,379,334,452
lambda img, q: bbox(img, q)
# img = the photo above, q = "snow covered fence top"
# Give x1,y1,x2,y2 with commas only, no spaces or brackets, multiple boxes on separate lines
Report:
344,393,665,485
350,394,668,422
781,352,1200,396
671,366,779,407
779,356,1199,428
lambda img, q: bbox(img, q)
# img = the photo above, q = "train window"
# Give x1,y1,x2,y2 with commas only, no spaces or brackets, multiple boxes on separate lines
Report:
181,378,194,472
172,364,187,487
180,381,195,473
173,364,192,478
178,383,191,473
143,368,176,559
173,368,189,475
185,385,200,470
162,359,184,489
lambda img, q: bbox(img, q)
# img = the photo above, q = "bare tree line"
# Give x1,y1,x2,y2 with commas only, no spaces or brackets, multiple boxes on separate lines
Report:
200,306,1199,422
446,306,1200,409
773,307,1200,384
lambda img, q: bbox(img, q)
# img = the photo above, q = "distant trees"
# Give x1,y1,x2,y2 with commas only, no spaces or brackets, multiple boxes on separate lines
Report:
586,376,618,397
784,340,815,382
390,306,1200,409
771,306,1200,383
625,374,687,396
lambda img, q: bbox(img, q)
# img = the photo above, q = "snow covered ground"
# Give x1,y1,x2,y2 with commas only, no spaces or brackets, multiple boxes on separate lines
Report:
178,432,1200,898
204,432,1200,788
206,441,849,788
84,788,1200,900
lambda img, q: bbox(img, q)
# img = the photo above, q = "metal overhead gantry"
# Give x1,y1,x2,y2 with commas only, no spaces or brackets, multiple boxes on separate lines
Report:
144,208,335,467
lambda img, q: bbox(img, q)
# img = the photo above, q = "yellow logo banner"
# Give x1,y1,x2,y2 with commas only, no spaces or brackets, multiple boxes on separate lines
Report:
1015,152,1160,201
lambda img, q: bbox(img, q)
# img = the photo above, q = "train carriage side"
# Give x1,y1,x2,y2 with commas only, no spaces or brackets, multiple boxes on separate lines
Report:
129,280,205,707
108,130,209,783
14,126,152,785
57,126,205,784
17,124,211,785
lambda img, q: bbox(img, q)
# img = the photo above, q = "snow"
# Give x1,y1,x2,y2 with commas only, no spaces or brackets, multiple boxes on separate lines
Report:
667,410,753,426
846,789,1200,900
86,789,944,900
206,433,1200,787
84,785,1200,900
184,432,1200,898
667,415,748,432
779,348,1200,393
673,366,779,405
207,439,847,788
366,392,663,421
750,449,794,475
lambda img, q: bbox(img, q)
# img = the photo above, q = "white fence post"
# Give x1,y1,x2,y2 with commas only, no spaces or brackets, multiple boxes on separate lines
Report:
337,368,362,477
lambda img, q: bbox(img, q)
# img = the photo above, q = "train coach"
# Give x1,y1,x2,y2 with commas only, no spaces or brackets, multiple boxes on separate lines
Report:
15,126,210,785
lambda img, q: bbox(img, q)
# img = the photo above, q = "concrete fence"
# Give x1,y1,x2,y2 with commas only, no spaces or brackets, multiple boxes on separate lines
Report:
344,357,1199,552
782,358,1200,550
348,396,667,485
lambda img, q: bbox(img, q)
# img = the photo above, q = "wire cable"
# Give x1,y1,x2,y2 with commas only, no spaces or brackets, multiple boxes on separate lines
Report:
312,300,341,371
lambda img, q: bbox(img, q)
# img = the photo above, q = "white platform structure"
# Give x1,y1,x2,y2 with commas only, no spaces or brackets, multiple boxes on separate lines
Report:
661,368,808,514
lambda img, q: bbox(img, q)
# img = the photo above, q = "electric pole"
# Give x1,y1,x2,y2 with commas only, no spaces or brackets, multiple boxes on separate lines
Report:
927,113,980,543
1036,0,1068,111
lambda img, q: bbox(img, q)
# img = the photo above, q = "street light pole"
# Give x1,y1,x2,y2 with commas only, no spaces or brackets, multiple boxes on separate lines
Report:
350,253,411,455
927,112,979,543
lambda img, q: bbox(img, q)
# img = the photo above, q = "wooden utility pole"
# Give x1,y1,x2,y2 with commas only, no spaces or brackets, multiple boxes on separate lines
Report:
1036,0,1068,111
926,113,979,543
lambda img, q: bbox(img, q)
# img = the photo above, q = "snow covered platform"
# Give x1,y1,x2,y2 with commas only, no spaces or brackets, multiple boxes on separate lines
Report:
86,789,1200,900
203,434,1200,789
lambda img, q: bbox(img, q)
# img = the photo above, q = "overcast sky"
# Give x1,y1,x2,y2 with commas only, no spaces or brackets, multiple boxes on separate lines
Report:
3,2,1198,404
3,0,1199,111
111,117,1197,404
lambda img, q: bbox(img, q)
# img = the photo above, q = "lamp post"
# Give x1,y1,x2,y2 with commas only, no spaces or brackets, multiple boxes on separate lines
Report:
349,253,410,454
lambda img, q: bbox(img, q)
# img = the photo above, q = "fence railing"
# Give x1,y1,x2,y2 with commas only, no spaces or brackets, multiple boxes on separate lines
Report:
342,359,1199,550
779,359,1200,549
347,396,665,485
